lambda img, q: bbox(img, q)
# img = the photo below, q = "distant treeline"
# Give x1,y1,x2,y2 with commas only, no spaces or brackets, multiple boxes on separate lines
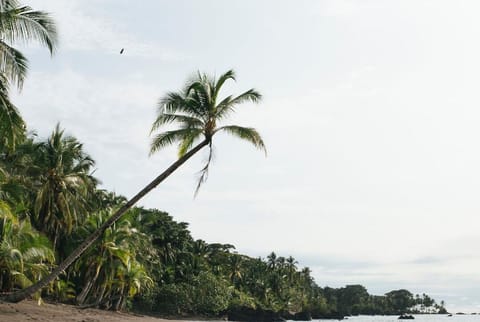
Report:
0,127,446,320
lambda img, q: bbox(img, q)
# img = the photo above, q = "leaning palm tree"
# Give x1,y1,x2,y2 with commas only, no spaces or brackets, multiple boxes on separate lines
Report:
0,0,58,150
4,69,266,302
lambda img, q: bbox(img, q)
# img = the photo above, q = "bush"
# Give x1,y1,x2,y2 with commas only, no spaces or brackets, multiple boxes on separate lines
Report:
189,271,232,314
139,271,232,316
229,289,257,310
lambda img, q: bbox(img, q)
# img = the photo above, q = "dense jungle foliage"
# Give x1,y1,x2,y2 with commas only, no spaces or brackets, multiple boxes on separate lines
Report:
0,127,446,317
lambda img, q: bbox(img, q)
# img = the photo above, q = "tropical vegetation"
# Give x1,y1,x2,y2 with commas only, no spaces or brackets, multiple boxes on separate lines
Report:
0,124,449,316
6,66,266,302
0,1,447,320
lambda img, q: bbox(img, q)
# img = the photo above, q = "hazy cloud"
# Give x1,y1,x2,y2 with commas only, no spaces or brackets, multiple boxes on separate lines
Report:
28,0,187,60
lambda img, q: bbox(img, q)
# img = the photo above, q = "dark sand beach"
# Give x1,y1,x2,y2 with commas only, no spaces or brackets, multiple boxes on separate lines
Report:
0,300,178,322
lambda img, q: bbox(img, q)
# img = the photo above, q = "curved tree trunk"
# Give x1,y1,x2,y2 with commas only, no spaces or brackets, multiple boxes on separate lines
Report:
4,139,209,303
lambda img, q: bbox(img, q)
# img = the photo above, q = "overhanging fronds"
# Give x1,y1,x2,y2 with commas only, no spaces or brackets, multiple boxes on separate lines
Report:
0,40,28,88
0,75,25,149
215,125,267,156
0,3,58,54
215,88,262,121
150,128,203,156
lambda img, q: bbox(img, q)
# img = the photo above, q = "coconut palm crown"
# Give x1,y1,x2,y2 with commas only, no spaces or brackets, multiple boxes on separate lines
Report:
0,0,58,149
150,69,266,193
0,0,58,88
33,124,98,251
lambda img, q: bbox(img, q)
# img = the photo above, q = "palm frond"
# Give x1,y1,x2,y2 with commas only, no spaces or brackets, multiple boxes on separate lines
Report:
150,128,202,156
229,88,262,105
177,128,203,157
187,78,213,110
215,125,267,155
0,199,16,222
151,113,204,133
214,69,236,100
22,245,54,263
215,89,262,120
0,78,25,150
0,4,58,54
194,142,214,197
0,40,28,88
158,91,209,120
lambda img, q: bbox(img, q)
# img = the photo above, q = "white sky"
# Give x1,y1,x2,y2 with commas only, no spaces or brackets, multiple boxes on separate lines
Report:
12,0,480,312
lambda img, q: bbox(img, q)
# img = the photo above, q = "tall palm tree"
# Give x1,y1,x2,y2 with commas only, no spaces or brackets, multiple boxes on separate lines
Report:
267,252,278,270
0,210,54,292
5,69,266,302
228,254,243,285
150,69,265,193
286,255,298,283
0,0,58,150
134,208,192,283
32,124,98,251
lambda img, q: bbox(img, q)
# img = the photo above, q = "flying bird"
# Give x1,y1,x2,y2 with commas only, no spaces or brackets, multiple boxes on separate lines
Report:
120,48,124,54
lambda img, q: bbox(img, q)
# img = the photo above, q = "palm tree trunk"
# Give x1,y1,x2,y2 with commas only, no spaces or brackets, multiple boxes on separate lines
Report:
76,279,93,305
4,139,209,303
76,264,99,305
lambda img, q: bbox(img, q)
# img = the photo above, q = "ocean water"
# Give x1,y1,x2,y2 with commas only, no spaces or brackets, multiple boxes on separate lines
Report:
314,315,480,322
193,315,480,322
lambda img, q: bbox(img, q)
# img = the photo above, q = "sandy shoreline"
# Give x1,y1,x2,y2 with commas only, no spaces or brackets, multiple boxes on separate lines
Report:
0,299,188,322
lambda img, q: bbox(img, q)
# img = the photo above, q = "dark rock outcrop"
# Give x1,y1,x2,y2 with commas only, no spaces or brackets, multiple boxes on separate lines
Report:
227,307,285,322
291,311,312,321
398,314,414,320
